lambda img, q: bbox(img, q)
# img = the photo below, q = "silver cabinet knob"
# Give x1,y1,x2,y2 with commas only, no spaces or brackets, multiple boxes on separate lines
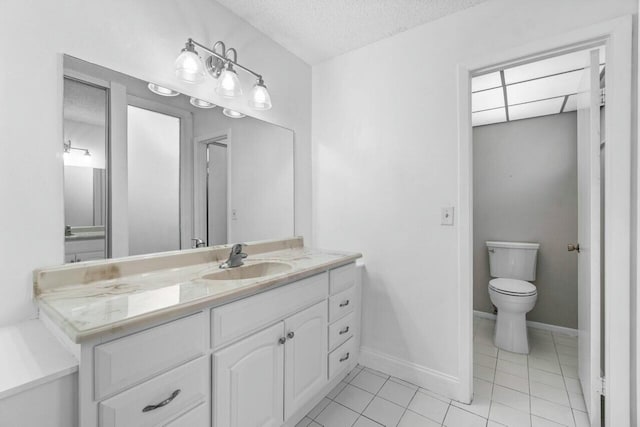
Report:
278,337,286,345
287,331,295,339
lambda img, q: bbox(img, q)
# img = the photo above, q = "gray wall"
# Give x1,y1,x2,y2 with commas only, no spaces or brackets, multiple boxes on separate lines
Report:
473,113,578,329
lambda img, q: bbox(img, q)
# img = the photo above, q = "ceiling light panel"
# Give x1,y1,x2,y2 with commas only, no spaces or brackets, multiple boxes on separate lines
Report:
563,95,577,112
509,98,564,121
503,50,591,84
507,70,581,105
472,72,502,92
472,87,504,112
472,108,506,127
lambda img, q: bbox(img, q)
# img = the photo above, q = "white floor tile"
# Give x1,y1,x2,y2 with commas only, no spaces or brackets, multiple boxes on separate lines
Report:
309,422,322,427
572,409,590,427
555,344,578,357
334,384,375,413
363,367,391,379
351,370,388,394
353,416,385,427
529,357,562,375
308,397,332,419
560,364,578,379
492,384,530,413
563,377,582,394
568,392,586,412
475,353,498,369
531,415,567,426
530,396,575,426
378,379,417,407
487,421,508,427
473,378,493,398
407,391,449,423
315,402,360,427
473,364,496,382
443,405,487,427
389,377,419,392
498,349,528,365
475,342,499,357
489,401,532,427
295,416,313,427
327,381,349,399
452,395,491,418
494,370,530,394
530,381,570,407
417,387,452,404
363,396,405,427
496,359,529,378
397,410,441,427
529,368,566,390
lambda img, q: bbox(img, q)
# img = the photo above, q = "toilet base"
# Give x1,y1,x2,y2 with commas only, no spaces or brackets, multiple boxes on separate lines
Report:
494,310,530,354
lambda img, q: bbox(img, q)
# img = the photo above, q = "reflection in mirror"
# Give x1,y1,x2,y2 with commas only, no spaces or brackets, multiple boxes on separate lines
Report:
63,78,108,263
62,55,294,262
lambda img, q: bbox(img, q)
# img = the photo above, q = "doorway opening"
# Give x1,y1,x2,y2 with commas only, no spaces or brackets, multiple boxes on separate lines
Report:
470,46,605,426
204,137,229,246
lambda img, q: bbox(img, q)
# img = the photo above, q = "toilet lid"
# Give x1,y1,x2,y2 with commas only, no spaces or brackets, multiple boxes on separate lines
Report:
489,278,537,296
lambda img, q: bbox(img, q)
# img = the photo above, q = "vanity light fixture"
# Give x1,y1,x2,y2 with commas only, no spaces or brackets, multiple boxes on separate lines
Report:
147,82,180,97
189,97,216,109
63,140,91,157
222,108,246,119
175,38,272,110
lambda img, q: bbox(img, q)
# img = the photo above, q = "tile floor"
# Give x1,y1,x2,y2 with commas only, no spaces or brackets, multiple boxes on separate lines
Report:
298,317,590,427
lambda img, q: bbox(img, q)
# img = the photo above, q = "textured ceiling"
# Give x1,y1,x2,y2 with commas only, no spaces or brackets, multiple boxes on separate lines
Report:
215,0,492,64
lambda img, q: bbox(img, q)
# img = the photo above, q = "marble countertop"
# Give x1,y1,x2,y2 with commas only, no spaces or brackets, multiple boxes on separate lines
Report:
35,238,361,343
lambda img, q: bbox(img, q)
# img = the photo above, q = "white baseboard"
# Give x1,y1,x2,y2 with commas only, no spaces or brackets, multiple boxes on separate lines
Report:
359,346,464,401
473,310,578,337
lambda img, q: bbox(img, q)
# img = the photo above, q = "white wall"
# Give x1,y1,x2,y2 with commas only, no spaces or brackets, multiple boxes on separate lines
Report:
0,0,311,326
312,0,637,398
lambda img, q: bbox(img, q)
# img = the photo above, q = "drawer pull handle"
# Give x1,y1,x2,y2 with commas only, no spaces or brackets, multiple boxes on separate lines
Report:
142,389,181,413
287,331,295,339
339,300,350,307
278,337,287,345
340,352,350,362
339,326,350,335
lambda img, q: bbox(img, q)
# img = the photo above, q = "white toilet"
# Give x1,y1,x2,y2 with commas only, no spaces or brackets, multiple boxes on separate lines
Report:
486,241,540,354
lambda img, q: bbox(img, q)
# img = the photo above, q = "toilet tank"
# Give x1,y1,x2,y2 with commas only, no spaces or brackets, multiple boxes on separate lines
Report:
486,241,539,281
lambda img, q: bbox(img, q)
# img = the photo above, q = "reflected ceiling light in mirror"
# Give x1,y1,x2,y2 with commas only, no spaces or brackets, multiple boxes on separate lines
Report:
249,78,272,110
63,140,91,163
147,83,180,97
175,38,272,108
174,41,205,83
189,97,217,109
223,108,246,119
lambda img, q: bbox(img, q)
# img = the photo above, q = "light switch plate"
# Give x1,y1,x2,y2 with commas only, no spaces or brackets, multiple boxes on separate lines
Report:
441,207,454,225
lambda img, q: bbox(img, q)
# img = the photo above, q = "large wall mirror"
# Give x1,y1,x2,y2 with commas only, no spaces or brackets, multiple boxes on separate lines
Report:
62,55,294,262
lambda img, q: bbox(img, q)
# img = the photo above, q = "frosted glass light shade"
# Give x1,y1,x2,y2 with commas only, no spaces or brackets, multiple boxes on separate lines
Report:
248,81,272,110
222,108,245,119
190,97,216,109
175,49,205,83
216,67,243,98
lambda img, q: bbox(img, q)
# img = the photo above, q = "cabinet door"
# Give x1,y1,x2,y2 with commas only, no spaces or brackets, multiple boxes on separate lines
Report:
284,301,328,419
213,322,285,427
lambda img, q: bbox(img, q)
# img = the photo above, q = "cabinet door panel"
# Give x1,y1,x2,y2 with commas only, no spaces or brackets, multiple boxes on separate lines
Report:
213,322,285,427
284,301,328,419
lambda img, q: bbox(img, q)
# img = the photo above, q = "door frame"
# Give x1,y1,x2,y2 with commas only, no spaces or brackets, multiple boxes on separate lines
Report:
193,129,233,245
456,15,632,425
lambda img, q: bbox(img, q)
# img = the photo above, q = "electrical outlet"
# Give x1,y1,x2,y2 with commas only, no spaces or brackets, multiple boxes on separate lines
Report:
441,207,454,225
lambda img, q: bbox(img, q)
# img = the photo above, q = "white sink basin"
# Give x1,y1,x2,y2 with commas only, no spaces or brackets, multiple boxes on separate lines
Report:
201,262,292,281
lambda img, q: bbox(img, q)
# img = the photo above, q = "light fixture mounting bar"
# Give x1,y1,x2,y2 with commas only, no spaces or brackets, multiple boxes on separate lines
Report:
188,38,262,80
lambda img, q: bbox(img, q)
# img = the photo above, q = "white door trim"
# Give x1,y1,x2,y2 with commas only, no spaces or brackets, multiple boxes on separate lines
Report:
456,16,632,425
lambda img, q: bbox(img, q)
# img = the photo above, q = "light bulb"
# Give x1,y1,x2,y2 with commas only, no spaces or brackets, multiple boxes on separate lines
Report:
175,45,204,83
190,97,216,109
147,83,180,97
216,66,243,98
223,108,246,119
248,79,272,110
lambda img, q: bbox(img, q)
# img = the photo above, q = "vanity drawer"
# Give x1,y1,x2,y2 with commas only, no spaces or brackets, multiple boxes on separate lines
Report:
99,356,209,427
329,312,355,351
329,263,356,295
165,401,208,427
95,313,205,400
211,272,328,349
329,286,356,322
328,337,356,380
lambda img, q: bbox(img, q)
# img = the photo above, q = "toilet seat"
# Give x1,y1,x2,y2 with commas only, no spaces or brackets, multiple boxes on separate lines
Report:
489,278,537,297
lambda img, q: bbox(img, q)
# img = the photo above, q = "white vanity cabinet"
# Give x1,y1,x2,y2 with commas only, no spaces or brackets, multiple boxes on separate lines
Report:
77,262,359,427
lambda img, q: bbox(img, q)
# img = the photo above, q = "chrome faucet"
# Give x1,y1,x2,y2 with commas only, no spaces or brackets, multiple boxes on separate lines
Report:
191,238,206,248
220,243,247,269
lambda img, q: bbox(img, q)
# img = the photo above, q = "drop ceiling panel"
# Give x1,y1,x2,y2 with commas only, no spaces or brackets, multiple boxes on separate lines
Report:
472,108,506,127
503,50,591,84
509,98,564,121
472,72,502,92
506,70,581,105
472,87,504,112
